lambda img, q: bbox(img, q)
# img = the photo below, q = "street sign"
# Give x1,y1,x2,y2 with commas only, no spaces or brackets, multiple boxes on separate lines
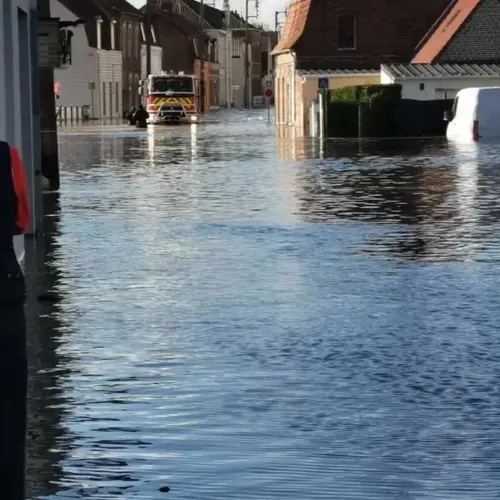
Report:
318,77,329,90
265,80,273,89
264,88,273,99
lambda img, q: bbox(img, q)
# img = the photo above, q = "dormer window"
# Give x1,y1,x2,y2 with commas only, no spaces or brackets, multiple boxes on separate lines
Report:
96,16,103,49
140,22,146,43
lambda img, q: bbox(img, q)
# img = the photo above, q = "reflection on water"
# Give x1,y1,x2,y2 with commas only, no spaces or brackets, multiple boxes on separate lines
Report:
28,111,500,499
25,194,72,499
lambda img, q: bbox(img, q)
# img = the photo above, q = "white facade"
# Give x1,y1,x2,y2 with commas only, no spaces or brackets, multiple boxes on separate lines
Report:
51,0,123,120
207,29,232,108
381,65,500,101
96,49,123,119
231,37,250,107
0,0,38,257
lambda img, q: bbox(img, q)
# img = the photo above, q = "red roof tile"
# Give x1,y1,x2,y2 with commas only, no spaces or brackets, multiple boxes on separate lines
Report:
412,0,480,63
271,0,311,54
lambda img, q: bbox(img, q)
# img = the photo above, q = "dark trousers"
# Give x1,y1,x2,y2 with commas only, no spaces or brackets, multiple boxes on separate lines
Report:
0,302,27,499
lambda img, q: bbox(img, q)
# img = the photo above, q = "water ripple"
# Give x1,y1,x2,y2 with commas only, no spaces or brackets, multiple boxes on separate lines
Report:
26,110,500,499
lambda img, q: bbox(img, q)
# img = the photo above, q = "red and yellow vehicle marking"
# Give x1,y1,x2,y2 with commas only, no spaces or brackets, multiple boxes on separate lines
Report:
147,96,196,112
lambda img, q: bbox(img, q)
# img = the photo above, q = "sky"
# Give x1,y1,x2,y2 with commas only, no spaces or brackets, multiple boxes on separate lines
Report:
128,0,288,29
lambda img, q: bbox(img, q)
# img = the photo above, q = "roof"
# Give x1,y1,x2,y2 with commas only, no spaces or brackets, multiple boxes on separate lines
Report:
297,68,380,76
58,0,113,19
179,0,224,28
147,7,199,36
271,0,311,54
382,63,500,78
412,0,481,63
98,0,141,16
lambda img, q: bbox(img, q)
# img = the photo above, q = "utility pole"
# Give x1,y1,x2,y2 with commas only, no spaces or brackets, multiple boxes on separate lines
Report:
199,0,205,113
275,10,286,36
145,0,152,77
244,0,249,109
243,0,259,109
38,0,60,193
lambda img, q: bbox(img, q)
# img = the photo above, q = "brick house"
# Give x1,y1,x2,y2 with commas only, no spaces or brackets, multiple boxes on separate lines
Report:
272,0,452,130
144,5,213,111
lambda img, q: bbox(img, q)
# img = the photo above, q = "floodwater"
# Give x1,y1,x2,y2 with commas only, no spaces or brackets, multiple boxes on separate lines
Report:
26,110,500,499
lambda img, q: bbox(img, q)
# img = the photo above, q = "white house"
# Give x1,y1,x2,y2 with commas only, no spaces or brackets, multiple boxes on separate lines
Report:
381,63,500,101
51,0,123,120
0,0,38,257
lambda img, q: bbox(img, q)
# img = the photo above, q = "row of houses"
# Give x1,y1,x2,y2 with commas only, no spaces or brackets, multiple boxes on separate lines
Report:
54,0,277,120
273,0,500,134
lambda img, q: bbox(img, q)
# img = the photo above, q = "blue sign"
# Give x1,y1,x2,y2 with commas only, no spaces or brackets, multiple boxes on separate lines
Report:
318,77,329,90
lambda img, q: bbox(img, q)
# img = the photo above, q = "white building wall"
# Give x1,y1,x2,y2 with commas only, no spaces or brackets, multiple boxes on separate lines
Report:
51,0,98,115
0,0,38,257
97,49,123,119
381,68,500,101
231,38,247,107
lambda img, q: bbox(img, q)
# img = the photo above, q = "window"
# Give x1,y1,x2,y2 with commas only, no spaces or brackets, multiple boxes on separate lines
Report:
140,22,146,42
102,82,107,116
116,82,120,114
127,23,132,57
151,26,157,44
337,14,356,50
232,36,242,58
135,24,140,58
121,21,126,51
151,76,194,93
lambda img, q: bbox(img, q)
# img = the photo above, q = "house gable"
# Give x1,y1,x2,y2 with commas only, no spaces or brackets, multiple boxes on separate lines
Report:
412,0,481,63
438,0,500,63
271,0,311,55
273,0,451,70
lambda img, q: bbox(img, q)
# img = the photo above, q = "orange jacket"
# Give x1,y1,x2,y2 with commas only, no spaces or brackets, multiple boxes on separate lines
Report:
9,146,29,234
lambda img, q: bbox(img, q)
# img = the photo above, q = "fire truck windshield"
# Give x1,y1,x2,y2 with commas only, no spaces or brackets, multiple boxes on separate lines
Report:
151,77,193,94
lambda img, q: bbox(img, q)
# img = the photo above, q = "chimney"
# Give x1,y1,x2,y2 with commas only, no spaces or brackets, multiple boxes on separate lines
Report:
96,16,103,49
223,0,230,29
110,19,117,50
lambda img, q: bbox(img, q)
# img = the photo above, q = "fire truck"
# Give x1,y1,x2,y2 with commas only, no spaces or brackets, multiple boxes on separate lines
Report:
141,71,200,124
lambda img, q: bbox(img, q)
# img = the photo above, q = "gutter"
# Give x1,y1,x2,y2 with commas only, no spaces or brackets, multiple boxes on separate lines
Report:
299,72,379,78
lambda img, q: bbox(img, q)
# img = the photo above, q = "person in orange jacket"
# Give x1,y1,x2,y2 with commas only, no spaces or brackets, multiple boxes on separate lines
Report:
0,140,29,499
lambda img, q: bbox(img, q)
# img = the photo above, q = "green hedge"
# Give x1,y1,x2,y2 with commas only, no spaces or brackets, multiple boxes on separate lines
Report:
329,84,402,104
326,84,402,137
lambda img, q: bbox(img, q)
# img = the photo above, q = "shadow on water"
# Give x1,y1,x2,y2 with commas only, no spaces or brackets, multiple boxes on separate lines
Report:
26,194,144,499
25,193,72,499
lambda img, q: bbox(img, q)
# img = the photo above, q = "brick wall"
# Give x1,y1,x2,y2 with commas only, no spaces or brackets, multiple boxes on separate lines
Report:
438,0,500,63
295,0,451,69
155,17,196,74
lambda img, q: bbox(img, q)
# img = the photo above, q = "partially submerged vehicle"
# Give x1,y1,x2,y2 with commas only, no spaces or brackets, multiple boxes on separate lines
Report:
445,87,500,142
139,71,200,125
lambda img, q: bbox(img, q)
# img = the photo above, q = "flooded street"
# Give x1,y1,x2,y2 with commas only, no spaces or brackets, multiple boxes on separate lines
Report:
26,110,500,499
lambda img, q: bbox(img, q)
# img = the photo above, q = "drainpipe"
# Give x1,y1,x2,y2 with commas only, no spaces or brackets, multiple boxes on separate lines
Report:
291,50,296,125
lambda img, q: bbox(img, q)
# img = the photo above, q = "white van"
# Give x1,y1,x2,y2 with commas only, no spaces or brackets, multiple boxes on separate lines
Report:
445,87,500,142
